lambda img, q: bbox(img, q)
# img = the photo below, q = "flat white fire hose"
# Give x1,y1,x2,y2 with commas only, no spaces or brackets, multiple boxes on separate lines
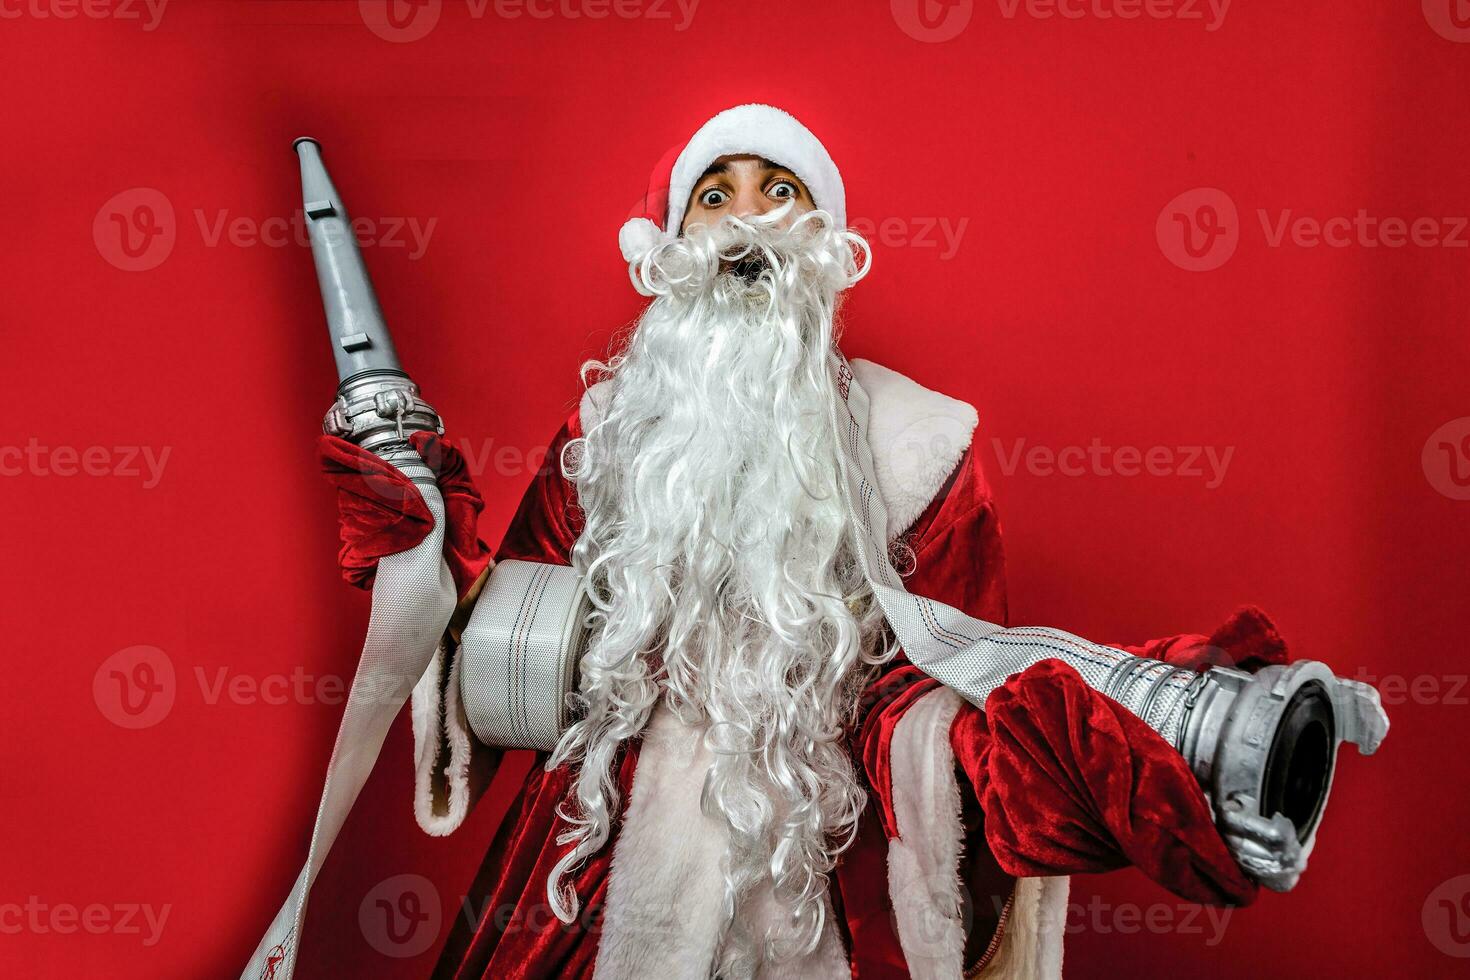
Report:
457,350,1385,893
241,460,456,980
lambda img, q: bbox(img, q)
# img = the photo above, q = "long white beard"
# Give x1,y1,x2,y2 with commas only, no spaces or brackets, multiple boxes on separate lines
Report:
545,204,893,969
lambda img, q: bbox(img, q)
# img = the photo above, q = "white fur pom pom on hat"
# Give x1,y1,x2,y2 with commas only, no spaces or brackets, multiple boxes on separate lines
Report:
617,216,668,265
619,103,846,267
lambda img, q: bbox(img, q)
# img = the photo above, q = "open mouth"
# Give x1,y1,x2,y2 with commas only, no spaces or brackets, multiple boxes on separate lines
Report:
723,255,768,283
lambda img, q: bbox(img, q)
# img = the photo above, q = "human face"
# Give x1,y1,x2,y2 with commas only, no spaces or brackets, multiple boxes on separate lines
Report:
680,154,815,234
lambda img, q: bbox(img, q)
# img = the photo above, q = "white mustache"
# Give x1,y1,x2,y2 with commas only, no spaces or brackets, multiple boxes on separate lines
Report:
630,201,871,301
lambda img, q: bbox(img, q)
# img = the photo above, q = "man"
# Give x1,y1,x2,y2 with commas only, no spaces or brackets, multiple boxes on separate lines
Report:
323,103,1287,978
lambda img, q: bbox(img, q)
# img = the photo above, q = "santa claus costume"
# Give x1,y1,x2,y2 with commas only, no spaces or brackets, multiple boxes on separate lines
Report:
317,103,1284,979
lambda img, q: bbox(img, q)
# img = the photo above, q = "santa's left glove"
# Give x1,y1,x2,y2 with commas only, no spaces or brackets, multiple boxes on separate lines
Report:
318,431,493,600
957,659,1259,907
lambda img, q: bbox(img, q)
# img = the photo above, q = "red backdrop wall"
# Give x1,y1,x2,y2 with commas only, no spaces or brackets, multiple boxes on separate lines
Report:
3,1,1468,976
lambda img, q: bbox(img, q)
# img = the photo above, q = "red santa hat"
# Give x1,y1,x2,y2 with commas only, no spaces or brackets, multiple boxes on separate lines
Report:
618,103,847,264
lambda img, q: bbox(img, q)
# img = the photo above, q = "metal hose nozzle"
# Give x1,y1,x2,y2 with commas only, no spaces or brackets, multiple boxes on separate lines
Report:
295,137,443,460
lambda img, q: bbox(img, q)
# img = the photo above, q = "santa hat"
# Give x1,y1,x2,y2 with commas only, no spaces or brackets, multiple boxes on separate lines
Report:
618,103,847,265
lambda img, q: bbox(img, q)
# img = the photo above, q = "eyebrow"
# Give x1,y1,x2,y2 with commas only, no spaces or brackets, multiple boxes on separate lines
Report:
698,156,790,181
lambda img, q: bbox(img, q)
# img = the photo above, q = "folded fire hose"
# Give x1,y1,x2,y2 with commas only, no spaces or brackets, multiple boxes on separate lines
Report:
244,140,1389,979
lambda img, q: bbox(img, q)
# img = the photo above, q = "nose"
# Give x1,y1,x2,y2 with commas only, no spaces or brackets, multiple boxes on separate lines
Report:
728,184,776,221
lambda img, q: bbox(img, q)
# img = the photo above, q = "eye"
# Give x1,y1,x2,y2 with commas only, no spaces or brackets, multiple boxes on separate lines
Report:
698,186,730,208
768,179,799,200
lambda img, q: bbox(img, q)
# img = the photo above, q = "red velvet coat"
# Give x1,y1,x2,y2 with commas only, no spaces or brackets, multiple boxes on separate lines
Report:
424,387,1285,978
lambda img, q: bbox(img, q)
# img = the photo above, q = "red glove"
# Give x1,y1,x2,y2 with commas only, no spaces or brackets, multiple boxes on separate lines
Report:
318,432,493,599
956,659,1258,907
1114,606,1290,675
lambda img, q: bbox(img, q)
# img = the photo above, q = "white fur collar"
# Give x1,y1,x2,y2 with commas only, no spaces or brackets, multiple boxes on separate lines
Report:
578,357,979,541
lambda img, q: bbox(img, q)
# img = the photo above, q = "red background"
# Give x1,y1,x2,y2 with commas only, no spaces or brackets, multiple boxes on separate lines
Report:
3,1,1468,976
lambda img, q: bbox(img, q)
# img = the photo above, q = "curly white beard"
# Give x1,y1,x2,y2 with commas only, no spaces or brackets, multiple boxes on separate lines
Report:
544,203,894,970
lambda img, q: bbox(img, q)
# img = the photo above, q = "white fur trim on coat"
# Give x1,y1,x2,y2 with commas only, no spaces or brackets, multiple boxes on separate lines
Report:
847,359,979,541
975,876,1069,979
578,357,978,542
889,686,1069,980
409,641,475,836
593,698,850,979
887,685,969,978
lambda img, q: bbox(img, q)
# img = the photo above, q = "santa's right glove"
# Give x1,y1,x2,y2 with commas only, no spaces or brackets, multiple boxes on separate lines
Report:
318,433,493,600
